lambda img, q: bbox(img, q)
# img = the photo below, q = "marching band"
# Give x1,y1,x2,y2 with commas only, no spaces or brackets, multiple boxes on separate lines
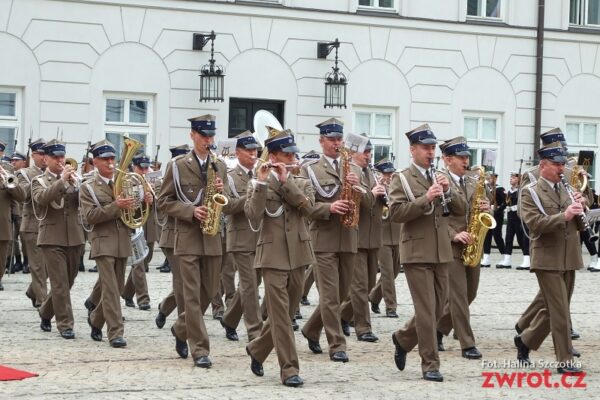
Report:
0,113,593,386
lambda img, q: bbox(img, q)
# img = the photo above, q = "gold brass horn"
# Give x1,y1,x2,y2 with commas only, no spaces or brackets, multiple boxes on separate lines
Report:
65,157,78,171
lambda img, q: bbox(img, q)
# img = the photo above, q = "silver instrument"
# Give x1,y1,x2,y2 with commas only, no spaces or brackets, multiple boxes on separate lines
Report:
0,165,17,189
128,227,150,265
559,173,598,242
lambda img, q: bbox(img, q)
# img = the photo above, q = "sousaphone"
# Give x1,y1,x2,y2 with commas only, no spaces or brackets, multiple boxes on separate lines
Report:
252,110,284,170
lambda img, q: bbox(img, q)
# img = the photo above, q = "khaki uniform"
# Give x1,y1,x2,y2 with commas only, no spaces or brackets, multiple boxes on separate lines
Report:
0,169,26,282
17,165,47,306
300,156,361,355
520,178,583,362
369,217,401,312
157,152,229,361
80,173,132,341
32,170,85,332
222,165,262,340
157,214,183,318
246,173,315,382
389,164,467,372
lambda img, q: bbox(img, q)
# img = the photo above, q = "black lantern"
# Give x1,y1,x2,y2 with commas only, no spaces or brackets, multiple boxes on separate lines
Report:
193,30,225,102
317,39,347,109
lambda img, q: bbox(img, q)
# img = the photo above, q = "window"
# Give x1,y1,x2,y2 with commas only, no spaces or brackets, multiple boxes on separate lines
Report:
566,121,598,145
104,95,153,159
467,0,502,19
570,0,600,26
357,0,398,13
354,107,395,164
463,113,500,171
0,89,20,155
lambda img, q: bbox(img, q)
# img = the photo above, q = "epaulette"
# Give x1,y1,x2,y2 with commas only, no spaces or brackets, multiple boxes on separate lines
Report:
173,153,188,162
301,159,319,168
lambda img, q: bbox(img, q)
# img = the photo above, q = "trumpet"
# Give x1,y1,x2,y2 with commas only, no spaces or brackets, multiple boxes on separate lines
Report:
0,165,17,189
62,158,83,189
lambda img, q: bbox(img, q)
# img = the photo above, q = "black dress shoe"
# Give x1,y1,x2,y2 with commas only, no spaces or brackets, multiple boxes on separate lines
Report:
155,311,166,329
79,262,85,272
386,310,399,318
423,371,444,382
370,302,381,314
0,281,4,291
138,303,151,311
246,347,264,377
60,329,75,339
571,347,581,358
514,335,530,365
22,264,30,274
341,319,350,337
84,299,96,312
159,265,171,273
558,366,583,374
221,320,239,341
330,351,349,363
357,332,379,342
40,318,52,332
213,311,224,321
194,355,212,368
301,331,322,354
481,263,490,268
295,310,302,320
462,347,482,359
123,297,135,308
110,337,127,348
515,323,523,335
291,319,299,331
437,331,445,351
571,328,580,340
171,326,188,359
300,296,310,306
392,333,407,371
283,375,304,387
88,265,98,272
88,317,102,341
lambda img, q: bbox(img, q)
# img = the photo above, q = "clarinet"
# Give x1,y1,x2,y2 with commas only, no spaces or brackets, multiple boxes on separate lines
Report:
368,163,390,207
559,173,598,242
429,161,450,217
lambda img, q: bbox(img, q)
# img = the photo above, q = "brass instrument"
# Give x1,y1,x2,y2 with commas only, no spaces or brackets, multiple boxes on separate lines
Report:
252,109,284,173
114,137,152,229
64,157,83,189
0,164,17,189
200,149,229,236
568,157,588,193
339,147,366,228
462,166,498,267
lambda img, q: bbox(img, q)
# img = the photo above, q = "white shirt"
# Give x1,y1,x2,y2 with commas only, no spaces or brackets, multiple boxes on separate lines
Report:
323,154,341,171
412,162,429,180
539,176,559,192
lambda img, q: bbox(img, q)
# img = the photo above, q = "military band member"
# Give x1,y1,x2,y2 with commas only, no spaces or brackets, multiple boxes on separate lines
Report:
80,140,134,348
157,115,229,368
31,140,85,338
435,137,487,360
9,152,27,273
121,153,158,310
245,130,315,387
220,131,262,342
505,172,531,270
155,144,189,330
0,141,26,290
481,172,510,268
340,138,385,342
516,142,583,373
17,138,48,307
368,159,401,318
300,118,362,363
389,125,467,382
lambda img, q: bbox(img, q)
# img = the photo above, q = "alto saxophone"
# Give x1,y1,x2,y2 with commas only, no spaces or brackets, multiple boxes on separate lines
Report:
200,149,229,236
339,147,366,228
462,166,497,267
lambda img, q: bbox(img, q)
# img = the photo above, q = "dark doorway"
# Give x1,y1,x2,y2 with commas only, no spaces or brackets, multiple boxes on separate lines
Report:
228,98,284,138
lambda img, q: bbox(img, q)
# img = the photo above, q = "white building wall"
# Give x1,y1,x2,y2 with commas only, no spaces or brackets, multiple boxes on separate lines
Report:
1,0,599,188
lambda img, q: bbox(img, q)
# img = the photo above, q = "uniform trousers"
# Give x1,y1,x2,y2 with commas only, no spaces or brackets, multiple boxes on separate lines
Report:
340,248,379,335
39,245,84,332
483,211,506,254
172,254,221,360
211,252,236,316
122,242,153,305
516,290,545,332
222,251,263,340
301,252,355,355
158,248,183,317
22,232,47,306
521,270,576,362
505,212,530,256
302,265,315,298
0,241,8,281
393,263,448,372
89,256,127,341
437,259,480,350
247,267,304,382
369,244,401,312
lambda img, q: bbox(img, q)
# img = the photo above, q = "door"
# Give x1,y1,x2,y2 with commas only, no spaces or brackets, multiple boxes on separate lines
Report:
228,98,284,138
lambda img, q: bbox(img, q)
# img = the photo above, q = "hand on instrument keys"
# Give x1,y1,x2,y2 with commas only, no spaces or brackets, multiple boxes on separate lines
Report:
345,172,359,186
435,172,450,192
61,165,74,182
453,231,473,245
572,191,585,206
426,183,444,203
478,199,491,213
330,199,351,215
215,177,224,193
257,163,269,183
371,183,386,198
116,194,135,210
143,190,153,205
194,205,209,222
270,162,288,183
564,202,584,222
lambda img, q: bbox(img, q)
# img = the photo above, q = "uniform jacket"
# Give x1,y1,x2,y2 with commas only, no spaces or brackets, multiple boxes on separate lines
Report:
245,173,315,270
446,172,476,260
79,172,132,259
0,172,26,241
300,156,362,253
388,163,467,264
157,152,229,257
17,165,44,233
31,170,85,247
521,179,583,271
224,164,259,252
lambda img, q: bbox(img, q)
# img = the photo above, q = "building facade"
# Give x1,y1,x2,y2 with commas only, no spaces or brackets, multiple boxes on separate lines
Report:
1,0,599,187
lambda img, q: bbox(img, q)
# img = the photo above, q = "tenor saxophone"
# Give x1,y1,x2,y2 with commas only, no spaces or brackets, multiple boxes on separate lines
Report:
200,150,229,236
462,166,497,267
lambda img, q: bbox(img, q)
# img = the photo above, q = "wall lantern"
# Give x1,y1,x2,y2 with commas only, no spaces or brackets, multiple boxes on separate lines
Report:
317,38,347,109
193,30,225,102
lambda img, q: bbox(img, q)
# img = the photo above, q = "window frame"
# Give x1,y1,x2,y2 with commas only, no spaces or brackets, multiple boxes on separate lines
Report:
462,112,501,143
357,0,399,14
570,0,600,28
565,118,599,145
466,0,505,21
0,88,22,155
103,93,154,157
353,106,396,164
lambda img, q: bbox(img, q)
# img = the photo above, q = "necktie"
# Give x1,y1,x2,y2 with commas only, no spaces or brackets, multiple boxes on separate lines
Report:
333,159,339,174
554,183,560,195
426,170,433,184
108,180,114,190
248,170,253,179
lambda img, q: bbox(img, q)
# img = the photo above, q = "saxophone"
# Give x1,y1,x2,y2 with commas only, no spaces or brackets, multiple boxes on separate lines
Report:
339,147,367,228
462,166,497,267
200,149,229,236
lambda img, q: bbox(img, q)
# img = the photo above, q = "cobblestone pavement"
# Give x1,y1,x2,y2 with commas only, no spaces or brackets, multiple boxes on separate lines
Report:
1,251,598,399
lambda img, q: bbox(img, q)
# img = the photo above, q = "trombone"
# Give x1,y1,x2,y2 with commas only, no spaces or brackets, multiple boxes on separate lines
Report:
0,164,17,189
